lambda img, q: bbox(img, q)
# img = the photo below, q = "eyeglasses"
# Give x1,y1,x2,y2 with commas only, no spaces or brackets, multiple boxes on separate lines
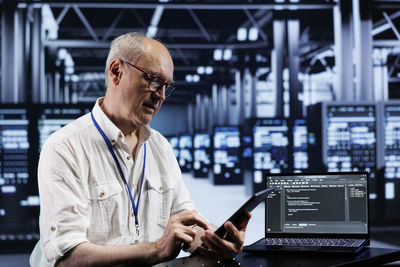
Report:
120,58,176,98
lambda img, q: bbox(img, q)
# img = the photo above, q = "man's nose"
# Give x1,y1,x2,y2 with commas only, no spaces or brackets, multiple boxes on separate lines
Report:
152,86,165,101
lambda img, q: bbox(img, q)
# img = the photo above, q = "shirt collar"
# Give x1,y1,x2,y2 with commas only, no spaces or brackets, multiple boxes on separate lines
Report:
92,97,152,145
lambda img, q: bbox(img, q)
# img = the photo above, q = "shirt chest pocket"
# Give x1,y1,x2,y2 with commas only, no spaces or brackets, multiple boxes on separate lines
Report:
146,177,174,228
88,182,123,236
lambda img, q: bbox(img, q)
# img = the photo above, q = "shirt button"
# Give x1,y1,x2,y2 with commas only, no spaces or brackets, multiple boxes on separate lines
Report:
159,186,163,192
127,155,131,160
51,226,56,232
99,192,105,198
111,139,116,145
119,133,123,138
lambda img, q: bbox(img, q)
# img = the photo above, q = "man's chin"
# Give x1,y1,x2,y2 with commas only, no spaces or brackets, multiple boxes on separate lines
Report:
141,115,154,125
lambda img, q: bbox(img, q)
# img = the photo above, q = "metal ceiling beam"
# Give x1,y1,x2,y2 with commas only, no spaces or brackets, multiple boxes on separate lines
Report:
388,56,400,77
18,2,336,10
57,27,219,39
372,10,400,36
102,9,125,41
382,11,400,40
55,4,70,25
72,4,99,41
168,36,191,65
243,9,267,41
225,9,271,43
374,40,400,47
146,5,164,38
43,39,269,49
131,9,147,29
374,0,400,9
187,9,212,42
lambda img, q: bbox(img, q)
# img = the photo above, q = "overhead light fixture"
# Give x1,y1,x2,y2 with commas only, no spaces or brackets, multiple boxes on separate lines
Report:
248,27,259,41
197,66,205,75
214,49,223,61
146,6,164,38
223,49,232,61
205,66,213,75
42,4,58,40
66,67,74,75
192,74,200,82
146,25,158,38
237,27,247,41
71,74,80,82
58,48,67,60
185,74,193,82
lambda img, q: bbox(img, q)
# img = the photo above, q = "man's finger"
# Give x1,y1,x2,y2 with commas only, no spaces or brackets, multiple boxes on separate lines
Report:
236,211,252,230
178,211,211,230
201,230,234,251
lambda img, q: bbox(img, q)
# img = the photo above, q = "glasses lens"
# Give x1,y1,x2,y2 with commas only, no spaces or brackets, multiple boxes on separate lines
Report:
149,79,163,90
165,84,176,97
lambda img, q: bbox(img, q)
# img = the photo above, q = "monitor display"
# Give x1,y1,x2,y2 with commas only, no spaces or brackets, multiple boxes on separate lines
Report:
266,172,368,234
293,119,308,172
213,126,242,184
382,103,400,221
0,106,38,242
325,105,376,173
166,136,179,158
383,104,400,179
179,135,192,149
194,133,210,149
193,133,211,177
38,106,91,153
178,134,193,172
252,119,289,184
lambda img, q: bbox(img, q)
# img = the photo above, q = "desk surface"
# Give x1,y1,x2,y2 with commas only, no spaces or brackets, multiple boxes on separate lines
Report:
157,247,400,267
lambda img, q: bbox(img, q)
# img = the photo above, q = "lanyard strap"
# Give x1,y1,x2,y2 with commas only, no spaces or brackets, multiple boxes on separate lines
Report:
91,112,146,227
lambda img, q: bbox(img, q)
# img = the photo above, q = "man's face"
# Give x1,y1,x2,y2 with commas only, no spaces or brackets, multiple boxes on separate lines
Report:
118,39,174,127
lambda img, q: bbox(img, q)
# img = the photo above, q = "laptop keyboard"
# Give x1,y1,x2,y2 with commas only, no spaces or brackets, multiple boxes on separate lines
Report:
265,238,365,248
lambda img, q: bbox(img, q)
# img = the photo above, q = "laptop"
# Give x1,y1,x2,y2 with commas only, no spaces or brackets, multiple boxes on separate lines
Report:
244,172,370,254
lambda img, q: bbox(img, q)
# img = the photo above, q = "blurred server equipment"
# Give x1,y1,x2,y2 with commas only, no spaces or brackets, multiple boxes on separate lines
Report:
307,102,379,222
0,105,37,252
291,118,309,172
0,104,91,252
178,133,193,173
193,132,211,178
246,118,290,194
212,126,242,185
380,101,400,223
37,105,92,154
166,135,180,159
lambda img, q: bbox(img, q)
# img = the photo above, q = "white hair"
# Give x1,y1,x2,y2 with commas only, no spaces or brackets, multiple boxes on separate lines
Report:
104,32,145,86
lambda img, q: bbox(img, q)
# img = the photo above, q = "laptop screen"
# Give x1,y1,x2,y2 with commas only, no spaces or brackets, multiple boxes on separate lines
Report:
265,172,369,235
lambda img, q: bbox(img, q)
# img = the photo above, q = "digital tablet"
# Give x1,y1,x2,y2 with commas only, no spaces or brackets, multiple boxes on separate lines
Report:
189,185,278,257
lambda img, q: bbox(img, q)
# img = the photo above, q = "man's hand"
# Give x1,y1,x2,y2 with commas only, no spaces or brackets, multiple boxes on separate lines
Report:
196,211,251,260
155,210,211,262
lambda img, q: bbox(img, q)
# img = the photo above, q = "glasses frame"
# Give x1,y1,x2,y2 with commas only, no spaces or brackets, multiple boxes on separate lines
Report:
119,58,176,98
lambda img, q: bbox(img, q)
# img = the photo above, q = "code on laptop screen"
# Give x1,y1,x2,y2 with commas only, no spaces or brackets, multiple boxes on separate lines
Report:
266,173,368,234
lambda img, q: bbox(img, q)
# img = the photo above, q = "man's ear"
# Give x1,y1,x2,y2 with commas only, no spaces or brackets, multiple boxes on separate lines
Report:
109,59,122,85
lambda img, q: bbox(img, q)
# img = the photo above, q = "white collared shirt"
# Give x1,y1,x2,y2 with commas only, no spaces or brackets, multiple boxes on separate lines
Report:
30,98,194,267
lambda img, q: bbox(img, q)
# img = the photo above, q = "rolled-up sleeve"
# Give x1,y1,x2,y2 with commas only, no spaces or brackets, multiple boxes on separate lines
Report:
38,141,89,265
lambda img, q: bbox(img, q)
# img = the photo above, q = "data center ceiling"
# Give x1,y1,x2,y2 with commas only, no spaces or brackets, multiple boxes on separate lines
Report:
10,0,400,103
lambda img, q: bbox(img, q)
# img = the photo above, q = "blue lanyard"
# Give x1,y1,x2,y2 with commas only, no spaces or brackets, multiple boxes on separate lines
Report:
91,112,146,232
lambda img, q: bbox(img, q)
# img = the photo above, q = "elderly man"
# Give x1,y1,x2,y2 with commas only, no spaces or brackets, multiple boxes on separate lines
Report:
30,32,250,266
